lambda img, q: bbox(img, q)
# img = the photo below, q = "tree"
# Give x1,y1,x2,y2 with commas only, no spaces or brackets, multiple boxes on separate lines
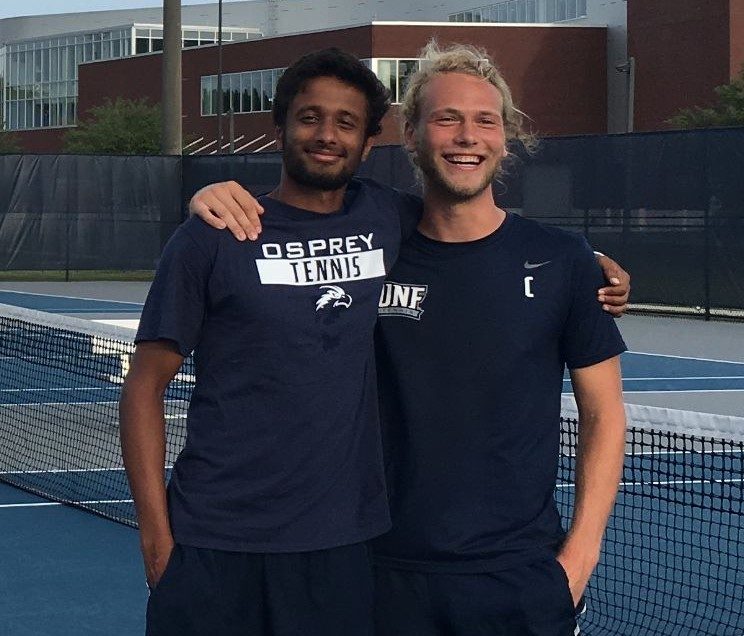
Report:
64,97,162,154
0,121,22,153
668,68,744,129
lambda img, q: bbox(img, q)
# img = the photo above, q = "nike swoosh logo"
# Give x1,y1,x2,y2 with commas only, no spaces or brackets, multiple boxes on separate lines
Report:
524,260,552,269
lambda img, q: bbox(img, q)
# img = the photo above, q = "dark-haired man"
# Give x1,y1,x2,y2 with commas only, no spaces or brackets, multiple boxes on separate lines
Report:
120,48,403,636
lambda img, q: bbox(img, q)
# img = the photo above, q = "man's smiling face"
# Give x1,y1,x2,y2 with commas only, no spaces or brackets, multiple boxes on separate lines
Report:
405,72,508,201
279,75,373,192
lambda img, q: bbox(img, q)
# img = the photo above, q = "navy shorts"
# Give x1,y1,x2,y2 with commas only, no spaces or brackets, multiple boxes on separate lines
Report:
146,542,374,636
374,558,580,636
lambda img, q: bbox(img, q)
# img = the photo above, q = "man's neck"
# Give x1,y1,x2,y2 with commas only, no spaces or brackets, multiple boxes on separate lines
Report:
269,173,347,214
418,185,506,243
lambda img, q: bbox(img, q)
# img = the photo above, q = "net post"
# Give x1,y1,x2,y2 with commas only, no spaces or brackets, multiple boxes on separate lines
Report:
704,201,711,321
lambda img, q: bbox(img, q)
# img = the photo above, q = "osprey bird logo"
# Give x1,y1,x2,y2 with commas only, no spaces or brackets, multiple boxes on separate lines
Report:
316,285,352,311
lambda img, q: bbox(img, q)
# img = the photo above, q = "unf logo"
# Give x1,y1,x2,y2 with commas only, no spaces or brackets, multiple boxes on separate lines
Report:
378,282,428,320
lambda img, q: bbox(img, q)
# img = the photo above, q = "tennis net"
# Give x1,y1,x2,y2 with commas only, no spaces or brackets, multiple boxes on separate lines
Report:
0,303,191,525
0,303,742,635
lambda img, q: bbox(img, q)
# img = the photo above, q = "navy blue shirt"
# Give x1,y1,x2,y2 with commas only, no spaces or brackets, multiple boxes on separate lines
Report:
136,178,404,552
372,213,626,572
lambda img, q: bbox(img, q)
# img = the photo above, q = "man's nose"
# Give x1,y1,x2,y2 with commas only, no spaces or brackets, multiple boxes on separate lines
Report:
315,117,338,144
454,120,477,145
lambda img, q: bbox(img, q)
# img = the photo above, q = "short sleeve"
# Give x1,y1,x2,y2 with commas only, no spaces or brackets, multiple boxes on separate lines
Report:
135,220,214,356
560,239,627,369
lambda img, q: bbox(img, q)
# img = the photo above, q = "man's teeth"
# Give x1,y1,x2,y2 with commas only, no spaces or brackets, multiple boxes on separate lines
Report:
446,155,481,164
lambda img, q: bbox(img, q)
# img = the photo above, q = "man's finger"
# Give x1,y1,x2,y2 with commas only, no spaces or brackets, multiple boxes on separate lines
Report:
221,185,263,239
231,182,265,217
599,285,627,296
220,193,261,240
192,201,226,229
225,182,263,231
600,296,628,307
602,304,626,317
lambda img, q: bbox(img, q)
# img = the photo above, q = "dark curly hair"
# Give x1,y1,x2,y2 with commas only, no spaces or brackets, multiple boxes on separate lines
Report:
272,48,391,139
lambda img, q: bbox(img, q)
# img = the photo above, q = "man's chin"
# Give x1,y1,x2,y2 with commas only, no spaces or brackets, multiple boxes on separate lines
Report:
288,166,354,191
420,162,497,202
431,176,494,201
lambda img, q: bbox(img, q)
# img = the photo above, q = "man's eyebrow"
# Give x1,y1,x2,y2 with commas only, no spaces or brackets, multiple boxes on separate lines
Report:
336,109,361,121
295,105,320,114
429,107,461,117
430,107,503,119
295,105,361,121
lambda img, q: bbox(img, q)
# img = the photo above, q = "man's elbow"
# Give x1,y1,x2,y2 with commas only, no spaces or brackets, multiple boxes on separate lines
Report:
119,372,167,421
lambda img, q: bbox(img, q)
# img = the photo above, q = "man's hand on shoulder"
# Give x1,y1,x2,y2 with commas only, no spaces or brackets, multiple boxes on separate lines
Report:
189,181,264,241
595,253,630,317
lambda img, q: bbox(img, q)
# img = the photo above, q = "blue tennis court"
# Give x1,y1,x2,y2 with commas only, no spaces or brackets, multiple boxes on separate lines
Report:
1,287,743,635
0,289,144,314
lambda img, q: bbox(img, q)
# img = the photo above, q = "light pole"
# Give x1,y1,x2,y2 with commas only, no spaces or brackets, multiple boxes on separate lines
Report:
615,57,636,133
216,0,224,154
161,0,182,154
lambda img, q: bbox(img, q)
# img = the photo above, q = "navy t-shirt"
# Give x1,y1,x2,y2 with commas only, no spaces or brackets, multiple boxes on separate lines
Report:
372,212,627,573
136,178,405,552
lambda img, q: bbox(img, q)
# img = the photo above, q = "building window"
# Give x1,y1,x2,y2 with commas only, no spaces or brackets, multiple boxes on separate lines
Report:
450,0,584,24
373,59,421,104
201,67,286,117
2,24,257,131
2,26,132,130
183,30,199,48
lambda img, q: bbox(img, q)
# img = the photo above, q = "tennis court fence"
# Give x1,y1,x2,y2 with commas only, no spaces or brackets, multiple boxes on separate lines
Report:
1,127,743,317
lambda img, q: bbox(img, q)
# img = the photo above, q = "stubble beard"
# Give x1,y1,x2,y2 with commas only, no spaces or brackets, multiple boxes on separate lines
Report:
282,136,358,192
418,151,498,202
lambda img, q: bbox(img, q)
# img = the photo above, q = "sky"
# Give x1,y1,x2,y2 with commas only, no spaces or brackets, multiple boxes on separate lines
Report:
0,1,247,20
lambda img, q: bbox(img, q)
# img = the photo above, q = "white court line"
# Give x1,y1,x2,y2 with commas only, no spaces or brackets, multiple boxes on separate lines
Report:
619,376,744,381
0,289,144,307
562,389,744,395
560,450,744,457
622,449,744,456
621,389,744,394
0,400,187,419
557,478,744,489
0,387,121,393
1,465,173,475
627,350,744,366
0,399,186,406
0,498,133,509
1,384,191,394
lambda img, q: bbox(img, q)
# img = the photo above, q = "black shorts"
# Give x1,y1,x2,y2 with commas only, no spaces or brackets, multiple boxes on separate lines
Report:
146,542,374,636
374,558,580,636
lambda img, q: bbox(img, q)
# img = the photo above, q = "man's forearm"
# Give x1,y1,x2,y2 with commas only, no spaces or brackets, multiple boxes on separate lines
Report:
559,358,625,604
566,404,625,551
119,382,172,544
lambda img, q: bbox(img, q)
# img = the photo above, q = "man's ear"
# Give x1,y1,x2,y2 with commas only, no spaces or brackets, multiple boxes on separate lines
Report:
361,135,375,161
275,126,284,150
403,121,417,153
